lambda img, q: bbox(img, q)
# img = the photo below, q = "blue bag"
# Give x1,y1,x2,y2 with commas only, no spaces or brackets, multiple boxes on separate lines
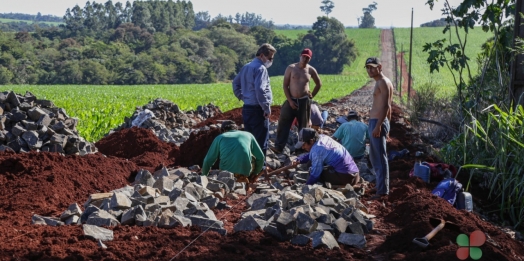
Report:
431,178,462,205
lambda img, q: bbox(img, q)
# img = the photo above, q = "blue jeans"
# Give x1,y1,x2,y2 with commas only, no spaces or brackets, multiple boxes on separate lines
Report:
368,118,390,195
242,104,269,156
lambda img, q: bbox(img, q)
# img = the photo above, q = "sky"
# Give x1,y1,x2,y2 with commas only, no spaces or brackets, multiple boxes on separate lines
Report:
0,0,466,28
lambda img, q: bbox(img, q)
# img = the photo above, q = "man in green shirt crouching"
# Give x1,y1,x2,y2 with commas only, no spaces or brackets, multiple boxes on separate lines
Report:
201,120,265,184
333,111,369,160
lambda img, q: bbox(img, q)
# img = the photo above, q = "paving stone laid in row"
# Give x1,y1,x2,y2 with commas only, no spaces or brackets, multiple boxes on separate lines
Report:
0,91,97,155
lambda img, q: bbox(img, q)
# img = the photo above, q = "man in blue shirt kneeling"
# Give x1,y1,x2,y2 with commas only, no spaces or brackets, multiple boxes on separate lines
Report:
293,128,360,186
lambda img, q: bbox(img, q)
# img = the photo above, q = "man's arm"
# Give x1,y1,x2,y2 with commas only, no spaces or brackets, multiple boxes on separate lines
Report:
254,67,272,117
283,65,297,109
201,137,220,176
306,150,324,185
372,80,391,137
309,67,322,98
232,71,243,101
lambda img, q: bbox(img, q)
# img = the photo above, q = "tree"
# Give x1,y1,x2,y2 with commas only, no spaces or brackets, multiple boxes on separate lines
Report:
320,0,335,17
359,2,377,28
302,16,357,74
194,11,211,30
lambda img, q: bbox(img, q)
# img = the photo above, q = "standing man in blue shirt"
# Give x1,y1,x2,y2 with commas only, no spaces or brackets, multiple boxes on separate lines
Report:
293,128,360,186
233,43,276,156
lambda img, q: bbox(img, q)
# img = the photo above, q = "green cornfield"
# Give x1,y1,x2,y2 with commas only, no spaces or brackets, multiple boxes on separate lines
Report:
394,27,493,97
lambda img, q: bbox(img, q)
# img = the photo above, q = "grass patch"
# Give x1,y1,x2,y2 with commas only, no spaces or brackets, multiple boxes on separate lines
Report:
394,26,493,97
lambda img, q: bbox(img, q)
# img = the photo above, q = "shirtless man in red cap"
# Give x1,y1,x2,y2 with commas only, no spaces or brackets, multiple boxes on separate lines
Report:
273,48,322,153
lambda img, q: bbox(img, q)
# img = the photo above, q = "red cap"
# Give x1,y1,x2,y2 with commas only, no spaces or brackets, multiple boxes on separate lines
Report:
301,48,312,58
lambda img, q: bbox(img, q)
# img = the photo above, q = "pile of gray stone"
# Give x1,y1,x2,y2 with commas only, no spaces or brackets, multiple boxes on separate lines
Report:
0,91,97,155
32,166,248,241
113,98,221,145
233,177,373,250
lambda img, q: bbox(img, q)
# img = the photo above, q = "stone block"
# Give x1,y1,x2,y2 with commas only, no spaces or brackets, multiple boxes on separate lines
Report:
219,177,235,191
332,218,348,237
27,107,47,121
310,231,339,249
338,233,366,249
296,212,318,234
36,114,52,128
60,203,83,221
276,211,296,240
134,169,155,187
169,188,183,201
316,223,335,233
201,196,219,209
83,224,114,241
31,214,64,226
197,175,209,188
153,167,170,179
206,182,222,192
110,192,132,209
347,221,364,235
291,234,310,246
80,205,100,223
264,223,286,241
65,215,80,225
233,216,259,232
153,176,174,194
86,210,120,227
138,186,159,197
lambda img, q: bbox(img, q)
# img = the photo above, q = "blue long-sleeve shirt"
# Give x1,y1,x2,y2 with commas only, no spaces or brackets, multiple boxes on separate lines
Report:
297,135,359,185
232,58,273,115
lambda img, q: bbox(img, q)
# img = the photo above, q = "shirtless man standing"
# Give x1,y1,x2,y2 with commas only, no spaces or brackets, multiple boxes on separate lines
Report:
365,57,393,199
272,48,322,153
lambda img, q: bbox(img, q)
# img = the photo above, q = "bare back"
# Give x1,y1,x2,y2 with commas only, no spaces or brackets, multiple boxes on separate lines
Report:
369,76,393,121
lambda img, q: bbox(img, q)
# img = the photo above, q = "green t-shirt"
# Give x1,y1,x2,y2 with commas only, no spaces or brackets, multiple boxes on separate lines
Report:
202,130,264,176
333,120,369,159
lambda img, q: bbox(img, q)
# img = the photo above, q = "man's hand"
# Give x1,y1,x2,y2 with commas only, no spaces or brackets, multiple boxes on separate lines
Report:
288,99,298,110
307,90,313,99
264,112,271,119
372,125,381,138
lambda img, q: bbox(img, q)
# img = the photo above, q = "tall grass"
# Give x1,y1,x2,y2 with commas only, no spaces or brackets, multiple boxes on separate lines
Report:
440,104,524,228
394,27,493,98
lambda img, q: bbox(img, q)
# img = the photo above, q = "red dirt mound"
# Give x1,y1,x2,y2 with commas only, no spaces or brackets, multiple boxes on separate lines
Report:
95,127,180,172
178,127,222,167
367,178,524,261
195,105,281,128
0,151,137,222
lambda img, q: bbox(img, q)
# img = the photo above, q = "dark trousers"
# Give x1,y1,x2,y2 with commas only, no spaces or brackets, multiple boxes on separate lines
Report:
242,104,269,156
275,97,311,150
321,166,360,186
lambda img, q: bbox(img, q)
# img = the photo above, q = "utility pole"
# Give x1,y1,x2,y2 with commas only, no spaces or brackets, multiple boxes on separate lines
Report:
400,44,403,98
408,8,414,106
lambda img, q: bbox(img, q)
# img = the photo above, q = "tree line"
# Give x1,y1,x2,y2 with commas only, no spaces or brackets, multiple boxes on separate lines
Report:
0,0,357,85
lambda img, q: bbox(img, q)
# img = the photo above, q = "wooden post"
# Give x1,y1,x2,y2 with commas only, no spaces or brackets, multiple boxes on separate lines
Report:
408,8,414,106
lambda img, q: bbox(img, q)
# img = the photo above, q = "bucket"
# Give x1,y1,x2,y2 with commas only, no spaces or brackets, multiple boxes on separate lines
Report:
414,162,430,183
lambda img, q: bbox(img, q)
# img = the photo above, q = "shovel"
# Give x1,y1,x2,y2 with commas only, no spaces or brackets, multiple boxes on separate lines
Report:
412,219,445,248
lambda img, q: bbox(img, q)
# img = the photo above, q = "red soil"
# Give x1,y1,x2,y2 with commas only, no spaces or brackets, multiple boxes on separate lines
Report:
0,97,523,260
95,127,180,172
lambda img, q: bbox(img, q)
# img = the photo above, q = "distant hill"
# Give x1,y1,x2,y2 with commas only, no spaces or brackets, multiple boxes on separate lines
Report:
420,18,448,27
0,12,62,23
